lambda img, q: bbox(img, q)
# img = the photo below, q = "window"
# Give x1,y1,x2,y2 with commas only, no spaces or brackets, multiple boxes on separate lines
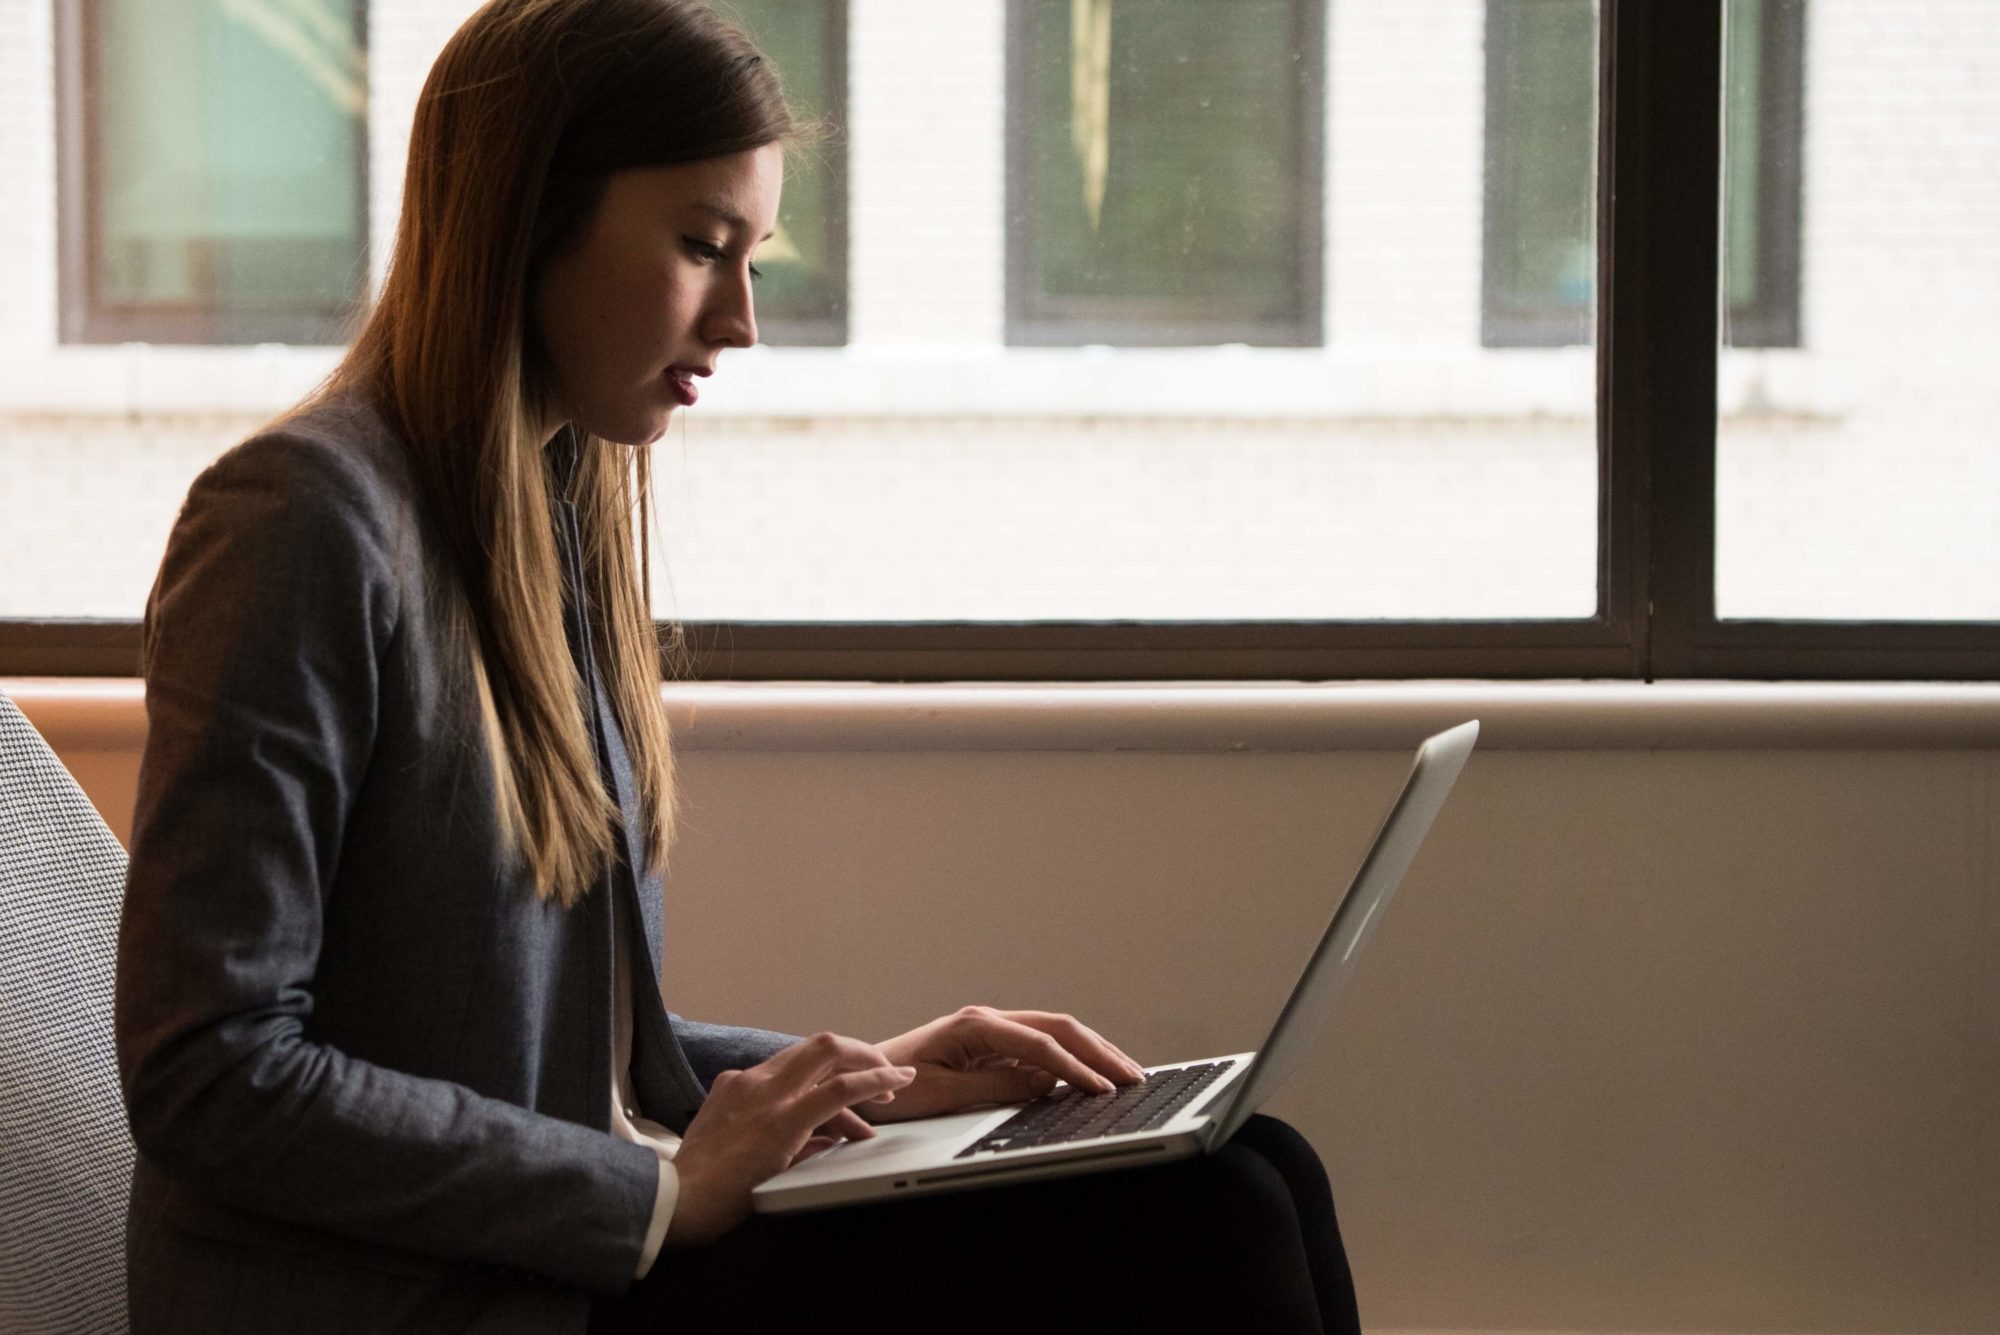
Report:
56,0,369,345
722,0,849,346
7,0,1997,680
1005,0,1324,346
1483,0,1804,348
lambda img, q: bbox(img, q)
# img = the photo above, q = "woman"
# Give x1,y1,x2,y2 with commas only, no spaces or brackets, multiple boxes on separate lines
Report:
115,1,1361,1331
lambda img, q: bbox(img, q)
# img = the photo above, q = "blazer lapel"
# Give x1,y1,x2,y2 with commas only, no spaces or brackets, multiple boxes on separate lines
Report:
551,478,708,1130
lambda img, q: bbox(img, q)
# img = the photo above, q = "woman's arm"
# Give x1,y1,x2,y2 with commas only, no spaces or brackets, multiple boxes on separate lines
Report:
116,430,655,1295
667,1015,799,1084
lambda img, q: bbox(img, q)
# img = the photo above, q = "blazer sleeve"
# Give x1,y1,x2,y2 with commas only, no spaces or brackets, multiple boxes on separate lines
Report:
668,1015,799,1086
115,430,657,1296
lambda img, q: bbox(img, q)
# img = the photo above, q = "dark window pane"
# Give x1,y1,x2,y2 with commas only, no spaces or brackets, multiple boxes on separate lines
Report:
1723,0,1766,308
1483,0,1597,345
724,0,847,345
84,0,366,344
1718,0,1803,347
1010,0,1321,345
1484,0,1802,348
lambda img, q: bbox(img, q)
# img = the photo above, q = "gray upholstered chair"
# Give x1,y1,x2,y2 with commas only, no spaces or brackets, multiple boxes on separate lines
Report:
0,691,134,1334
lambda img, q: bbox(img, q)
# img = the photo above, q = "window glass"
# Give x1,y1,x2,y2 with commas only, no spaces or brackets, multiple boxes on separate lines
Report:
1715,0,2000,619
1483,0,1596,346
80,0,367,344
1484,0,1799,348
1008,0,1322,345
651,0,1598,623
4,0,1600,629
722,0,846,344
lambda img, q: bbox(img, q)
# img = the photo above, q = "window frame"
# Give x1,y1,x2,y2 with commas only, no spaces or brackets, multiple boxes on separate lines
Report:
1001,0,1327,349
53,0,373,347
11,0,2000,682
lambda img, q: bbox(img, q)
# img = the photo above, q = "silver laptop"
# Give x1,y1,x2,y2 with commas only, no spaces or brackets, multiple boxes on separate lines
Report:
752,719,1479,1214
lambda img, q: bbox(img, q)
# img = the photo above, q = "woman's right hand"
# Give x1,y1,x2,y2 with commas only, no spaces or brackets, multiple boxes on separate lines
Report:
664,1032,915,1247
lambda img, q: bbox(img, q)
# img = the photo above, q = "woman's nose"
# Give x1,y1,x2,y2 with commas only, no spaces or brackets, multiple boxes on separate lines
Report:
704,271,759,350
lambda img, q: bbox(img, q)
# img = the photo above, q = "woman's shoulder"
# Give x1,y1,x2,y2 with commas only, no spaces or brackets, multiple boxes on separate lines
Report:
206,391,412,504
187,391,422,548
161,392,429,608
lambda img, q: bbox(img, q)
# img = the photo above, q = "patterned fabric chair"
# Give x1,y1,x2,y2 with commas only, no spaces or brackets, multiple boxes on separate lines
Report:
0,691,134,1334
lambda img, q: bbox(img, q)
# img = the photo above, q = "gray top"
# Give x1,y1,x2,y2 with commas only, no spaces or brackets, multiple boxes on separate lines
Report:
117,396,795,1334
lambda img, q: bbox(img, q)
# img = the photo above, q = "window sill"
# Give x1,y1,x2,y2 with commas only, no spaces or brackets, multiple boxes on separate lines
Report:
8,678,1997,753
0,344,1844,422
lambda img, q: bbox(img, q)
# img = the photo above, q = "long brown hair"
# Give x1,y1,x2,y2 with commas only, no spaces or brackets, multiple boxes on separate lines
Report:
324,0,796,906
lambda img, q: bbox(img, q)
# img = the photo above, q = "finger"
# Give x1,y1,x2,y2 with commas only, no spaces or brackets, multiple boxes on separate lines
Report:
790,1136,838,1167
960,1018,1117,1094
947,1062,1059,1107
819,1107,877,1141
792,1065,916,1135
767,1031,898,1089
1104,1040,1147,1080
1088,1030,1145,1076
1005,1011,1146,1084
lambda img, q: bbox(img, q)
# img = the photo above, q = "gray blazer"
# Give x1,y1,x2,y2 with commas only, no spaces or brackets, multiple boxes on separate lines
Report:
116,396,795,1335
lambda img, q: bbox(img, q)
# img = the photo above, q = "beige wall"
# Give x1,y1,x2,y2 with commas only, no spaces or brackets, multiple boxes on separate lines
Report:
15,682,1998,1333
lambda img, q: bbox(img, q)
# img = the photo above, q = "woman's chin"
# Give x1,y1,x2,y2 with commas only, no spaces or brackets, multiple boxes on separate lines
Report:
591,407,676,447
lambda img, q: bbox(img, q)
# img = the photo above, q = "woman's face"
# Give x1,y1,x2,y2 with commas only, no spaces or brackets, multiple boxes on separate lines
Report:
533,144,784,446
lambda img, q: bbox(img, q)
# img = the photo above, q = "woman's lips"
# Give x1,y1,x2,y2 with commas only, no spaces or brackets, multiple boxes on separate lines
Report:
666,370,698,407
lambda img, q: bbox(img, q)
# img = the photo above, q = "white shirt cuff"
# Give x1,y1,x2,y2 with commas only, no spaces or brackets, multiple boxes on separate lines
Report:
635,1152,679,1278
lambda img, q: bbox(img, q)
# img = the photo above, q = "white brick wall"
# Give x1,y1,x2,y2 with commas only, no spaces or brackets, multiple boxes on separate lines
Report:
364,0,483,294
1327,0,1488,350
0,0,58,354
1715,0,2000,618
1,0,1994,623
847,0,1007,347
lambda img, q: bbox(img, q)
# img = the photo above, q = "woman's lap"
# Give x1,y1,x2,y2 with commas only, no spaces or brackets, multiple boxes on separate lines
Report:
591,1114,1358,1335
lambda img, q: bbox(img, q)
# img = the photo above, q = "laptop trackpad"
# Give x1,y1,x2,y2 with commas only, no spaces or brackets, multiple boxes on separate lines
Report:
775,1107,1007,1182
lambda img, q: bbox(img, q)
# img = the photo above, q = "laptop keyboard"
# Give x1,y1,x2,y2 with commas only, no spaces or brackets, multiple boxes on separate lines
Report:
954,1061,1232,1158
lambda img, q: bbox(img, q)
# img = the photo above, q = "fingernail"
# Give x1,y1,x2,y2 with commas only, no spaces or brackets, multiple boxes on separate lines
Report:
897,1066,917,1077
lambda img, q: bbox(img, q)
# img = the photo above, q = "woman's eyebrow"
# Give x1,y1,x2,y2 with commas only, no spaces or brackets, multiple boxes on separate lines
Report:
691,199,776,244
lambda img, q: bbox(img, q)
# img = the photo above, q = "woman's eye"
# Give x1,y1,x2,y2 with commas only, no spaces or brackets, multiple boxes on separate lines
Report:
685,238,761,281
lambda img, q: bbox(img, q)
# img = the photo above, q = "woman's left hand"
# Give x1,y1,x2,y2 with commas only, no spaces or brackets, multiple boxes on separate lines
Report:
868,1005,1146,1122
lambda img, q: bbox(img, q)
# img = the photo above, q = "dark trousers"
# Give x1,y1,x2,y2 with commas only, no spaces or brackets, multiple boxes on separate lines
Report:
590,1115,1360,1335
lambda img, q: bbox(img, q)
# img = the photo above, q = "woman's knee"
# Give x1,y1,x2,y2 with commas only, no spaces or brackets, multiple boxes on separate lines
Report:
1180,1140,1309,1242
1232,1114,1333,1194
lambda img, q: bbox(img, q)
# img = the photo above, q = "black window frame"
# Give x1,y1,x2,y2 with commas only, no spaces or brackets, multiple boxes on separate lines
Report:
10,0,2000,682
53,0,373,347
1001,0,1327,348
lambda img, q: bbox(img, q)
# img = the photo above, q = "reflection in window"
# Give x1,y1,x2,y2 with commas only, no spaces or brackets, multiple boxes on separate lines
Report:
1007,0,1324,346
63,0,368,345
